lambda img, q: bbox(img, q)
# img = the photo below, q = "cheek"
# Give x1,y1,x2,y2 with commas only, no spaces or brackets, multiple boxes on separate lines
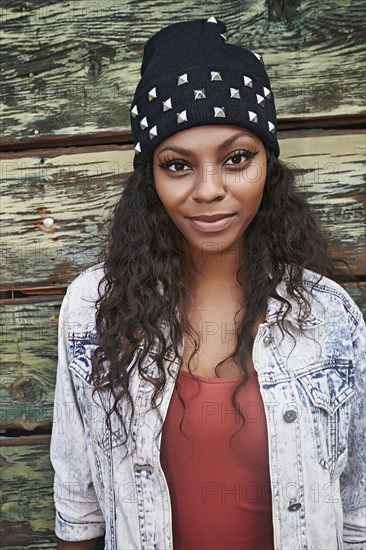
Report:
245,160,267,184
153,178,182,217
230,167,266,216
154,181,177,209
153,166,170,205
223,157,266,188
154,170,191,211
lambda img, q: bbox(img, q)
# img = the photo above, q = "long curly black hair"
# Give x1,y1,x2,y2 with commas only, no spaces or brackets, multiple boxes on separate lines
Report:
91,147,338,457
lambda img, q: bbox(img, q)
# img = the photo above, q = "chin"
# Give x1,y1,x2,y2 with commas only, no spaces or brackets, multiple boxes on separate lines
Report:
187,235,242,254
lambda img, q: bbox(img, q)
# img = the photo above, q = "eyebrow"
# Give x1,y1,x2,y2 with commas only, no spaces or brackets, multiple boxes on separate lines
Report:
157,132,254,157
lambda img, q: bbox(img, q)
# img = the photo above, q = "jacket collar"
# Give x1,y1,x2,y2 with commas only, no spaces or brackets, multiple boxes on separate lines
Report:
266,275,324,329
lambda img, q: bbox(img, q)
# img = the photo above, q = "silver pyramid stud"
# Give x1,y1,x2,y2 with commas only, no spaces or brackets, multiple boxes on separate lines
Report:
268,121,275,134
230,88,240,99
243,75,253,88
211,71,222,81
178,73,188,86
131,105,138,118
213,106,226,118
149,125,157,139
135,142,141,153
177,110,188,124
162,98,172,112
253,52,264,64
207,16,217,23
140,116,148,130
248,111,258,123
263,86,272,99
256,94,265,107
148,87,157,101
194,89,206,100
220,32,227,41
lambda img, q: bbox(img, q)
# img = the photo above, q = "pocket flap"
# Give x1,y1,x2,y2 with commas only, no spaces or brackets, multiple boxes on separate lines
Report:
298,359,355,415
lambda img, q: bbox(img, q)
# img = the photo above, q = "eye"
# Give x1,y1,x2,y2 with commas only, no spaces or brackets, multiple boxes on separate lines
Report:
225,149,258,166
158,159,191,172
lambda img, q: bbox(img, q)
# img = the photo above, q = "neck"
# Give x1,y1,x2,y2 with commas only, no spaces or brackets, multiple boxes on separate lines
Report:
187,241,246,295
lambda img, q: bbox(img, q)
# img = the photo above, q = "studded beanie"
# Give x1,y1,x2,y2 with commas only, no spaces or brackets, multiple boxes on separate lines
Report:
130,17,279,169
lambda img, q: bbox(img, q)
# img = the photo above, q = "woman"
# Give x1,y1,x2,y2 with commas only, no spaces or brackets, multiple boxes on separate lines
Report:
50,18,366,550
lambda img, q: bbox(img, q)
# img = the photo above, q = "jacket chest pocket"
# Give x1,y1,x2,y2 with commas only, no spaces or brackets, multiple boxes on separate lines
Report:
68,339,142,456
297,359,355,474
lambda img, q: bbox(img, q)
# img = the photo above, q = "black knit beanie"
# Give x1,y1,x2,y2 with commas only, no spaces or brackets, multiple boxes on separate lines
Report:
130,17,279,169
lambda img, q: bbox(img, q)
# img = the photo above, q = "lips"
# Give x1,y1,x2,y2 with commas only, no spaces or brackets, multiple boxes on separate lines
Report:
187,213,236,232
188,213,235,222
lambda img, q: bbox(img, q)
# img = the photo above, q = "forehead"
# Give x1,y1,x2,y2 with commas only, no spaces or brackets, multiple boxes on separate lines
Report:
154,125,263,154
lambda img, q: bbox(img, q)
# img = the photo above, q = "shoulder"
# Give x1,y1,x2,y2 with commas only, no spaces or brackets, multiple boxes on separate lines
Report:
67,262,106,298
300,268,364,335
62,262,106,332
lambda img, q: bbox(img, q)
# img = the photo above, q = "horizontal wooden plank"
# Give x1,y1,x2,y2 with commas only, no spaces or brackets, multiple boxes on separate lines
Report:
0,436,105,549
279,132,366,274
0,291,66,306
0,144,130,289
1,0,365,143
1,131,365,288
0,434,51,447
1,114,365,154
0,299,61,430
1,282,364,429
0,437,57,547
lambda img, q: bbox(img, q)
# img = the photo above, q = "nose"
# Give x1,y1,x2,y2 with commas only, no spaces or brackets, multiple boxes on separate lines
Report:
192,161,226,202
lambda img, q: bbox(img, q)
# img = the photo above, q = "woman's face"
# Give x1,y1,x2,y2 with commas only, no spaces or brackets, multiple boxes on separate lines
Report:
152,125,267,256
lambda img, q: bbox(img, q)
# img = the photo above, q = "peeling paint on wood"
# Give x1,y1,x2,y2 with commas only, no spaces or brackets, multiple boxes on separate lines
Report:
0,439,57,547
1,144,131,288
1,0,365,143
1,132,365,288
279,132,366,272
0,299,61,429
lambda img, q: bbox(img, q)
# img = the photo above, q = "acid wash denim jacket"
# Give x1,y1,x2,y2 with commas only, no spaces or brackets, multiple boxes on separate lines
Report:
50,262,366,550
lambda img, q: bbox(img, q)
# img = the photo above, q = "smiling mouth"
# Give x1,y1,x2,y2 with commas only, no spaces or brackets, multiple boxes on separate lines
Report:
187,214,236,232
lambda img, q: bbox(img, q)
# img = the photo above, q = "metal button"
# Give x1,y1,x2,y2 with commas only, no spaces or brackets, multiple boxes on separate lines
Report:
263,333,274,346
283,409,297,423
288,499,302,511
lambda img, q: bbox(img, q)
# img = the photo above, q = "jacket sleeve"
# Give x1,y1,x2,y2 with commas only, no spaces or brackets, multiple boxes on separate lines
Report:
340,311,366,549
50,285,106,542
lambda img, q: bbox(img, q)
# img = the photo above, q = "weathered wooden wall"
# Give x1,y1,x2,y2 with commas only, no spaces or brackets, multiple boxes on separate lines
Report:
1,0,365,145
1,0,365,547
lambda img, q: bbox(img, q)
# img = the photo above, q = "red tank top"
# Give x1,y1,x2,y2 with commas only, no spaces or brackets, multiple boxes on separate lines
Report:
160,369,274,550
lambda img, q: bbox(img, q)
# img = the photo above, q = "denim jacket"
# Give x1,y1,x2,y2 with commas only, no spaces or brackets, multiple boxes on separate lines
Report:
50,262,366,550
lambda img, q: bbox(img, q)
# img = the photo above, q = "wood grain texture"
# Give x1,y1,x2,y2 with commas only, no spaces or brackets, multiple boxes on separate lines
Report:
0,299,61,430
0,144,130,289
0,437,57,548
279,131,366,273
1,131,365,288
1,0,365,144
